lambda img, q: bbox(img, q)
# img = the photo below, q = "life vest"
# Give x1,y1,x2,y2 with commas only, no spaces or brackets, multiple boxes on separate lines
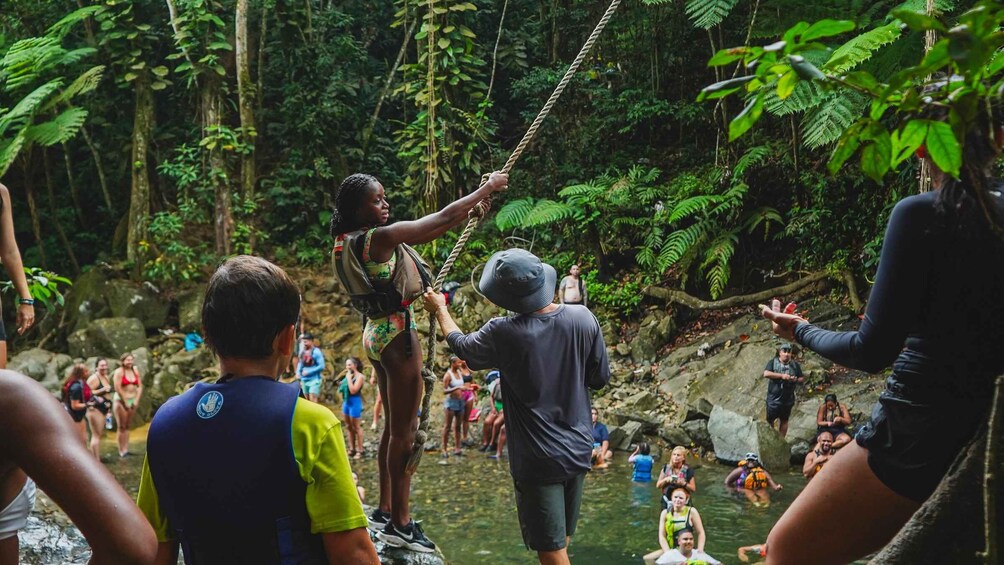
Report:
62,379,92,408
665,507,693,549
742,467,769,490
632,455,654,482
332,229,433,319
661,463,691,495
147,377,325,565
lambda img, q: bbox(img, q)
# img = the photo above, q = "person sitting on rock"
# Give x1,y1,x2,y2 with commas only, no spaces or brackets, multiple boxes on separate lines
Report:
815,393,853,448
657,446,697,507
803,431,838,480
724,454,782,491
137,255,379,564
629,442,655,482
642,488,707,565
591,408,613,469
654,530,721,565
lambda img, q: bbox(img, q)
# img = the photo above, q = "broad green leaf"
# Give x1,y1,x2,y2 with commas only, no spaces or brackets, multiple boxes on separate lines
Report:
152,66,169,77
698,75,756,101
437,38,451,50
925,121,962,177
707,48,745,67
828,133,861,175
729,92,765,142
801,19,855,42
777,70,799,99
892,9,948,33
891,120,928,167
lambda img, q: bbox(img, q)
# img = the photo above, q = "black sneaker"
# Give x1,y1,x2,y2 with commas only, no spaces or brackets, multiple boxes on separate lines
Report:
367,508,391,531
378,520,437,553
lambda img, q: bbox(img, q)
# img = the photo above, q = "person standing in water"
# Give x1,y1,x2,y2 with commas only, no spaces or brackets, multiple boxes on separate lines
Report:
423,248,610,565
340,357,366,459
330,170,508,553
85,358,113,459
137,255,378,565
112,352,142,457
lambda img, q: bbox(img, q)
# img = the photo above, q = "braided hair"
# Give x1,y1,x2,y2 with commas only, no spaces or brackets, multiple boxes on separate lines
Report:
329,173,379,237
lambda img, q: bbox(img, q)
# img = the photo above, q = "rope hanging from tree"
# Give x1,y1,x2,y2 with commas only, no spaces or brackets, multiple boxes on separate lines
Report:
406,0,623,474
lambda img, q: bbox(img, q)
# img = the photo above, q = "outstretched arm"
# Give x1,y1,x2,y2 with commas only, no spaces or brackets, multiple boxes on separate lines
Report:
371,173,507,254
0,371,157,564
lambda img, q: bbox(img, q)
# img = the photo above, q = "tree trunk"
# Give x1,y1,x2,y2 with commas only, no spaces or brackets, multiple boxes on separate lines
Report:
79,125,113,216
21,161,47,268
642,271,830,310
236,0,257,250
361,17,417,166
203,76,232,256
60,143,85,226
127,76,154,271
42,150,80,275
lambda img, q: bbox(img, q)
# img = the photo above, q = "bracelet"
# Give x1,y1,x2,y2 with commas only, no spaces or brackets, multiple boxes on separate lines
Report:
17,298,34,306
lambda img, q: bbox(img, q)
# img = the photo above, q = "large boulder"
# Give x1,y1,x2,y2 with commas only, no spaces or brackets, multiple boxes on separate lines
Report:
659,425,692,447
148,346,217,409
681,419,713,450
67,318,147,359
631,311,675,363
621,390,659,412
63,268,111,333
8,348,73,391
707,405,789,470
104,280,170,330
176,285,206,332
608,420,643,451
610,410,661,434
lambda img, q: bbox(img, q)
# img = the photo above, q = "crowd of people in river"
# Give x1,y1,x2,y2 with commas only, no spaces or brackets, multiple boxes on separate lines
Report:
0,90,1001,565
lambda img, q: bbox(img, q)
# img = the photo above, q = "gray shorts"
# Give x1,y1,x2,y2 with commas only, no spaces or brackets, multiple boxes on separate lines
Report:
513,473,585,552
0,477,35,540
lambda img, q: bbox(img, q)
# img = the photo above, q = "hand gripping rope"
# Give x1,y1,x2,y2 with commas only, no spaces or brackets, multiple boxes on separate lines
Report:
406,0,623,474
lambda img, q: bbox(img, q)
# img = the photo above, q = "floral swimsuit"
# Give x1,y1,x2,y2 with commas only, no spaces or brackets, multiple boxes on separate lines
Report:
357,229,416,361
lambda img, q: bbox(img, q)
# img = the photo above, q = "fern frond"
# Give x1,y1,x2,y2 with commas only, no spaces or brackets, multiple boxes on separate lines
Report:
0,129,27,178
824,22,902,74
765,80,827,116
685,0,739,29
558,181,605,199
494,197,537,231
657,221,710,271
733,145,771,179
44,65,104,111
2,79,62,123
701,232,737,299
24,106,88,146
522,199,579,227
741,206,785,236
46,5,105,38
801,92,863,149
668,194,719,223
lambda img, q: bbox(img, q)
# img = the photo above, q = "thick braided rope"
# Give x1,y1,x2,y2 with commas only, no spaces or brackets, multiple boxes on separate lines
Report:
407,0,622,473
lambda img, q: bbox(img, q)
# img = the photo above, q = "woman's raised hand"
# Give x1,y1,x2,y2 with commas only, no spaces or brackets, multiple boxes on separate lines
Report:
485,171,509,193
759,305,807,341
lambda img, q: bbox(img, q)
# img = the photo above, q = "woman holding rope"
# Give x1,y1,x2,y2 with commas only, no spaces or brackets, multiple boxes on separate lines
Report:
330,170,507,553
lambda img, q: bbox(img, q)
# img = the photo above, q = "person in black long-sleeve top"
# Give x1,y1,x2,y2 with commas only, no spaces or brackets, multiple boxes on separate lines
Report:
759,103,1004,565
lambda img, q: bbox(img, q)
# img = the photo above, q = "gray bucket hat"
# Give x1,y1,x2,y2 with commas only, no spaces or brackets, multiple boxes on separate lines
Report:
478,249,557,314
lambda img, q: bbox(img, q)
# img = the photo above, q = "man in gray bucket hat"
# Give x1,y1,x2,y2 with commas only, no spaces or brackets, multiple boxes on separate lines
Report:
422,248,610,565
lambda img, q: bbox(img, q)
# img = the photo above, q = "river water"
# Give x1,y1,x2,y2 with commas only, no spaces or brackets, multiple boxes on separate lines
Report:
24,424,824,564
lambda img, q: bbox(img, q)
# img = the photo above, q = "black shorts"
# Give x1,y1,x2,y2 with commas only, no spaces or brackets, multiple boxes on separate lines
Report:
856,384,990,502
513,474,585,552
766,403,793,422
817,425,849,438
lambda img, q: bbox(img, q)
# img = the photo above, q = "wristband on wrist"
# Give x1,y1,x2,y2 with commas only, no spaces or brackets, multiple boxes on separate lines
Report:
17,298,34,306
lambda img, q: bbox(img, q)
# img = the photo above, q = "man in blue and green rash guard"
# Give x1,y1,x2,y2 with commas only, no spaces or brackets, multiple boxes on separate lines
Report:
137,256,378,565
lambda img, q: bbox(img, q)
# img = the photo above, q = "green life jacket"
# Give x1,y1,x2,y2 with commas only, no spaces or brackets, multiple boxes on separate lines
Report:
665,507,693,549
332,229,433,319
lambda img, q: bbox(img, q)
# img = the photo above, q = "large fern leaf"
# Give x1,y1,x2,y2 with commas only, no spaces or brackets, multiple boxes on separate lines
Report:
801,92,863,149
44,65,105,111
0,129,27,178
24,106,88,146
668,194,719,223
733,145,771,179
558,181,605,199
2,79,63,124
685,0,739,29
657,220,711,272
494,197,537,231
824,22,902,74
765,80,827,117
522,199,579,227
701,232,737,299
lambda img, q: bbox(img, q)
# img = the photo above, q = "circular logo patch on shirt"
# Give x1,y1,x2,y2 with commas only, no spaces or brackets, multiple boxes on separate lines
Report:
196,391,224,419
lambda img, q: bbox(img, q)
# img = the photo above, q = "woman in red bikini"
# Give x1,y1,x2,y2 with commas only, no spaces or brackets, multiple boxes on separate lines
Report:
112,353,143,457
